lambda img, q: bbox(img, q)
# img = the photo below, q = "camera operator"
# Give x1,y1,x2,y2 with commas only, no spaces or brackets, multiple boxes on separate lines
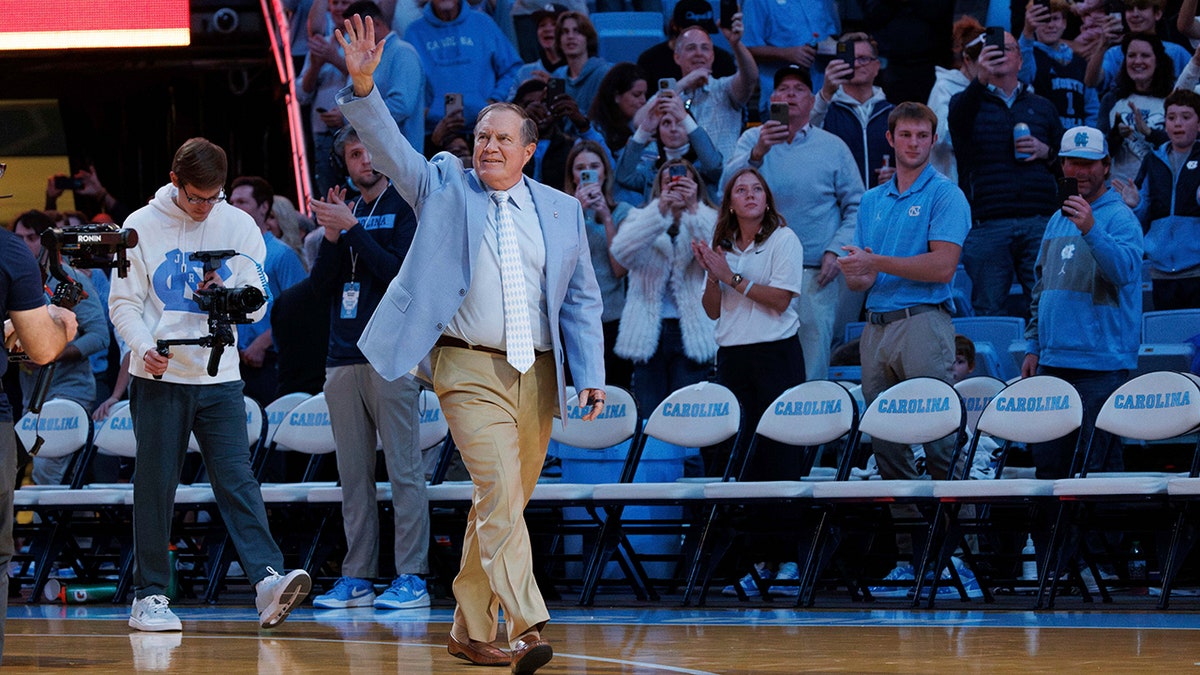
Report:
108,137,310,633
2,218,78,664
12,210,109,485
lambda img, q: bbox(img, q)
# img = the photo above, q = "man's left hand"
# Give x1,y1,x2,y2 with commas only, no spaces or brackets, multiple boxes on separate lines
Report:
1015,134,1049,162
578,388,607,422
1062,194,1094,234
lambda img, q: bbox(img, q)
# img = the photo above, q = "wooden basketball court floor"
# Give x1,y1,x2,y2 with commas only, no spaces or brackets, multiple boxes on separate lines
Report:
7,598,1200,673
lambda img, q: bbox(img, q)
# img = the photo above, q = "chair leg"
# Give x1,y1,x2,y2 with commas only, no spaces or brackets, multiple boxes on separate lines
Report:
1035,502,1070,610
578,505,624,606
681,504,720,607
798,509,835,607
1159,508,1194,610
912,503,947,608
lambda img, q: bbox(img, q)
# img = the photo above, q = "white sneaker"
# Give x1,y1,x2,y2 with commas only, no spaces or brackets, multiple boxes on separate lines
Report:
256,567,312,629
129,594,182,632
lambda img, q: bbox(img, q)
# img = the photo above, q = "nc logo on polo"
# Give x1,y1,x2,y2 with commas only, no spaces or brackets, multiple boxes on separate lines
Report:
152,249,232,313
908,205,921,217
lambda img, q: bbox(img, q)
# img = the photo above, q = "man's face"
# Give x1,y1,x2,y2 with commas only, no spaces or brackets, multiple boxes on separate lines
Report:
952,354,972,382
558,18,587,59
329,0,352,24
1062,156,1110,202
473,108,536,190
171,172,223,223
848,41,880,86
431,0,460,21
674,28,715,77
343,139,383,191
14,222,41,258
1124,6,1162,34
1035,11,1067,44
229,184,269,230
886,118,936,171
770,76,814,126
536,16,558,50
1167,104,1200,149
992,32,1022,78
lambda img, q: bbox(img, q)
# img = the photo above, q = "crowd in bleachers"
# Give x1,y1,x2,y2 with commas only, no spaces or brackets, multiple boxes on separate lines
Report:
11,0,1200,609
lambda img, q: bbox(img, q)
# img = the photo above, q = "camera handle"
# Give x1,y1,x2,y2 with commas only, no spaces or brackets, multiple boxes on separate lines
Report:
154,315,237,379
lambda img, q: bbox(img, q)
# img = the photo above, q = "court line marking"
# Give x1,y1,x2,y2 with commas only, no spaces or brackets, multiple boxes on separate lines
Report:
9,632,722,674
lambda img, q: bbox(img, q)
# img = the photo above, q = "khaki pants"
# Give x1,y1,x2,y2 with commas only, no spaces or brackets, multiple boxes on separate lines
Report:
432,345,557,647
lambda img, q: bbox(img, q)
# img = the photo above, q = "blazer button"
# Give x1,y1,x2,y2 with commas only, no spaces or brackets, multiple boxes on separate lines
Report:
458,288,466,296
436,322,444,330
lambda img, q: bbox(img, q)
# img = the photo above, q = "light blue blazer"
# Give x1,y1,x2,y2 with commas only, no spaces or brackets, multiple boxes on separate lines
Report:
337,85,606,415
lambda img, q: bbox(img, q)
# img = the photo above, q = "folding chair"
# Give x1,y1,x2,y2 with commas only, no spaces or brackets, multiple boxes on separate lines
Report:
915,375,1081,607
579,381,742,606
1038,371,1200,609
524,386,642,597
801,377,966,605
691,380,860,606
256,391,312,477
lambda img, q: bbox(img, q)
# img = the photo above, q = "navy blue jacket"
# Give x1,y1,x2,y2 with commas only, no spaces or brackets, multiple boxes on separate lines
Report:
949,80,1063,220
821,97,894,188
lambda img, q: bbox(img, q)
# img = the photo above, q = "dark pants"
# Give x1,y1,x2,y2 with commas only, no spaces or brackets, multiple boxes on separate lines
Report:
1031,366,1128,479
130,378,283,597
962,215,1047,318
603,319,633,392
1152,277,1200,312
0,421,15,663
708,335,806,480
631,319,712,420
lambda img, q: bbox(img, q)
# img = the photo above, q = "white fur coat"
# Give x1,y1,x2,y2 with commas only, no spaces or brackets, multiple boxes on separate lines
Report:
610,200,718,363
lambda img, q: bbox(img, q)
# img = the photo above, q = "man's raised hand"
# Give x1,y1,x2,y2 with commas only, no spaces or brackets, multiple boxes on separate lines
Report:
336,14,386,96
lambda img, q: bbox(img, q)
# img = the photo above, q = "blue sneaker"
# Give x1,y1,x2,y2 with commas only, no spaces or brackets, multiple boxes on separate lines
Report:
868,564,915,598
722,566,774,597
312,577,375,609
770,562,800,597
952,558,984,599
374,574,430,609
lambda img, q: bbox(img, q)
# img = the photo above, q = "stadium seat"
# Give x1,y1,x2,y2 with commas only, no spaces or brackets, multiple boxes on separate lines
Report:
591,12,663,63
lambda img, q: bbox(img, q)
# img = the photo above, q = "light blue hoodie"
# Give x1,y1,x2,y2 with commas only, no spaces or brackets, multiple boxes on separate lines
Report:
405,0,522,135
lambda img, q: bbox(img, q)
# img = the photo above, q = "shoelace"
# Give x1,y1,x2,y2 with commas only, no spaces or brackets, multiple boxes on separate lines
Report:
144,595,171,612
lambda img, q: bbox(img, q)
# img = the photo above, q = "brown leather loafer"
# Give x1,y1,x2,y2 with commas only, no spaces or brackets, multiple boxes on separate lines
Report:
448,634,511,667
509,635,553,674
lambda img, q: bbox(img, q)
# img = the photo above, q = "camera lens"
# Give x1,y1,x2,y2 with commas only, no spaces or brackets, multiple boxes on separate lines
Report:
213,8,239,34
226,286,265,313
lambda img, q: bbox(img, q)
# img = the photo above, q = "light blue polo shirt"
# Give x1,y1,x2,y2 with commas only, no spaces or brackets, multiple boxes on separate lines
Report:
856,163,971,313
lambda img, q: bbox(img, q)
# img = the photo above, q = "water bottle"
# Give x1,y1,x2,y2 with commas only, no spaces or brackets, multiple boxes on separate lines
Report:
1021,534,1038,581
1013,123,1032,160
1129,540,1147,583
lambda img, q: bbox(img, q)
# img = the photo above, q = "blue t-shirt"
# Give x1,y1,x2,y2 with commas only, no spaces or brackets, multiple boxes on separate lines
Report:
856,164,972,313
1,229,50,422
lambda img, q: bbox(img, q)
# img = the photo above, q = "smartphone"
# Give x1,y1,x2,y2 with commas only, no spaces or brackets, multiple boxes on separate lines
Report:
668,164,687,183
545,78,566,102
54,176,83,191
444,93,463,117
719,0,738,29
984,26,1005,50
1033,0,1050,7
1057,177,1078,215
580,169,599,185
836,40,857,69
769,102,789,125
658,77,676,93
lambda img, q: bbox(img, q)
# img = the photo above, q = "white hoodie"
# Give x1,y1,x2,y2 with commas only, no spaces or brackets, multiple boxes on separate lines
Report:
109,184,268,384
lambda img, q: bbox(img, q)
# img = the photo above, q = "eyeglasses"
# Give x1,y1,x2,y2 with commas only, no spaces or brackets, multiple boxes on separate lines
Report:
854,56,879,65
180,184,225,205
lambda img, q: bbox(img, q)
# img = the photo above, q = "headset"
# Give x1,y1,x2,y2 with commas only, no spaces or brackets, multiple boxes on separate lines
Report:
329,125,355,184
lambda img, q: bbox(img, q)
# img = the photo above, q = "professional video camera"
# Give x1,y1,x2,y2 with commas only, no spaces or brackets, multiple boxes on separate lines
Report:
11,222,140,420
155,249,266,378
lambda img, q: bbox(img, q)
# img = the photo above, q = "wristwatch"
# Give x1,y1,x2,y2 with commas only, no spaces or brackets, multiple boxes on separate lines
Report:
730,273,744,289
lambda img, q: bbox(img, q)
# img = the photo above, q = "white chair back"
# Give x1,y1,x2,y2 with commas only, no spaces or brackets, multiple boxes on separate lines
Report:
859,377,964,445
756,380,856,446
975,375,1083,444
1095,371,1200,441
552,386,638,449
954,376,1006,434
271,392,336,455
93,400,138,458
417,388,449,452
264,392,311,448
15,398,90,459
644,382,741,448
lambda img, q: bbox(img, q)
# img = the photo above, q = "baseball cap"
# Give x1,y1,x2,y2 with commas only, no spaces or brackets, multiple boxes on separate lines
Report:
1059,126,1108,160
530,3,568,25
672,0,717,34
773,63,812,91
